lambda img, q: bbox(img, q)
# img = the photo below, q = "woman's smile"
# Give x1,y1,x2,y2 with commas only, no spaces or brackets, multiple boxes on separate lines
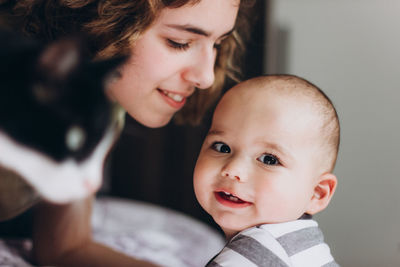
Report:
157,88,188,109
107,0,239,128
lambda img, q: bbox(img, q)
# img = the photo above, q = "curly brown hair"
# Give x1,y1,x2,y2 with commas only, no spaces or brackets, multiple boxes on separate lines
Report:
1,0,255,125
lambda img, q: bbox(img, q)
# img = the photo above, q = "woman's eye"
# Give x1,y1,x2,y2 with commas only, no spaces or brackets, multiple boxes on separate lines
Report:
214,34,231,51
212,142,231,153
167,39,190,51
257,154,279,166
213,42,222,51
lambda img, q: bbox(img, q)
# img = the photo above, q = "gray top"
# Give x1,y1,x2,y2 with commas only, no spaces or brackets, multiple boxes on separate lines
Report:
207,219,340,267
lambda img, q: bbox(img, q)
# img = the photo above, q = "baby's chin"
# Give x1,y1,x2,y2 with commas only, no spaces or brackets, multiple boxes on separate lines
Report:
216,219,255,239
218,216,305,239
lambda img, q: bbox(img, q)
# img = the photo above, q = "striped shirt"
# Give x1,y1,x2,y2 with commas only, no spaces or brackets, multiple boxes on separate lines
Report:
206,219,339,267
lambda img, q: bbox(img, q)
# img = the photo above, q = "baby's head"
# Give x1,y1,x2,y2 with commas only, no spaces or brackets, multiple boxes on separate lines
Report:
193,75,340,239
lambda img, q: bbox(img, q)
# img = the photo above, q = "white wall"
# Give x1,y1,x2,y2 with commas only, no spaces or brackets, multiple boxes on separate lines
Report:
267,1,400,266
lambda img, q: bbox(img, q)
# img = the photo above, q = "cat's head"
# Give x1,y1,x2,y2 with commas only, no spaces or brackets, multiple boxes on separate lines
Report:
0,30,127,203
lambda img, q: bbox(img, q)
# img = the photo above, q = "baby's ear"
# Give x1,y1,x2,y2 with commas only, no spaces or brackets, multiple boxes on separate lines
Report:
306,173,337,215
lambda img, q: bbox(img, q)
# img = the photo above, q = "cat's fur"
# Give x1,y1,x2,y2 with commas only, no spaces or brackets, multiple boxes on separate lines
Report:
0,29,126,203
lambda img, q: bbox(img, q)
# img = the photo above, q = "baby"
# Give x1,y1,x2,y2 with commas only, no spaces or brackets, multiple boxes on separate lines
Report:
194,75,340,266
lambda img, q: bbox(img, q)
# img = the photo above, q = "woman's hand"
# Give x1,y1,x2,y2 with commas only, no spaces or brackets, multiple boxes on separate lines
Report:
32,196,160,267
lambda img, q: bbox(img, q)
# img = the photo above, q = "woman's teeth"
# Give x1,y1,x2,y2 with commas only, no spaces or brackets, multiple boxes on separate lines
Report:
161,89,184,102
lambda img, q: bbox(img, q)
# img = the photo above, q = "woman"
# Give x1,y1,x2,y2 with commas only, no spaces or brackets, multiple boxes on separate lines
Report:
1,0,254,265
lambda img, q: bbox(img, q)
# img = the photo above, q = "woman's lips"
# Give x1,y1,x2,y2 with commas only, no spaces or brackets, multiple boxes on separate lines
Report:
214,191,252,208
158,88,187,109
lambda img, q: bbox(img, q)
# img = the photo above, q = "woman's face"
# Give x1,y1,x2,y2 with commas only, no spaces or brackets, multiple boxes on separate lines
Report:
107,0,240,128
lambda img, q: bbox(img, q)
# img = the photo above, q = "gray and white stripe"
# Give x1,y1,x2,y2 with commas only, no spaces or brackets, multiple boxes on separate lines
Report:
206,219,339,267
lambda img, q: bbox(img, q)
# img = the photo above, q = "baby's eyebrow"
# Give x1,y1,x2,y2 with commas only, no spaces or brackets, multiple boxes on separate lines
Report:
207,129,225,136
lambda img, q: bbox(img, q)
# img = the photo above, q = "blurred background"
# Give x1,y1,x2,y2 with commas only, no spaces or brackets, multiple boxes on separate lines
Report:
267,1,400,266
107,1,400,266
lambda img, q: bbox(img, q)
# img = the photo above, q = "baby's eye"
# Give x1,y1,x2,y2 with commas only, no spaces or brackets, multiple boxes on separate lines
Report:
257,153,279,166
212,142,231,153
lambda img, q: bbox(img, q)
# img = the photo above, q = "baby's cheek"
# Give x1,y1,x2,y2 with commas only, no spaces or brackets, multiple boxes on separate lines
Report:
193,170,204,198
254,184,297,222
194,171,212,204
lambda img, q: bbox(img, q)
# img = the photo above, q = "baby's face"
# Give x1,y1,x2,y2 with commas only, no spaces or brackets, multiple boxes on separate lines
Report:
193,83,326,237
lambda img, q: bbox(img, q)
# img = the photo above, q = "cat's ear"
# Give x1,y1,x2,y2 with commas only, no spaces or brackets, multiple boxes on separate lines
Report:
33,37,87,104
37,37,85,80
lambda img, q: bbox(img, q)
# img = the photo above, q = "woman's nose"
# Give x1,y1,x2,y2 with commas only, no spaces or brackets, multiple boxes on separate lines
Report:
221,157,246,182
183,47,216,89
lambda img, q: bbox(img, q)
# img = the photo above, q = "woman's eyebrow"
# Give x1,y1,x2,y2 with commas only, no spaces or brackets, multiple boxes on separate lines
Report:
166,24,234,38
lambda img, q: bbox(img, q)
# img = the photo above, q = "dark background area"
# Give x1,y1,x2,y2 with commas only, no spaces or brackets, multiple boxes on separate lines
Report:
106,1,268,230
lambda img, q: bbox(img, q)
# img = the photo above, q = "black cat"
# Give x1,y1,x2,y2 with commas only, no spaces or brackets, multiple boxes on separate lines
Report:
0,29,126,203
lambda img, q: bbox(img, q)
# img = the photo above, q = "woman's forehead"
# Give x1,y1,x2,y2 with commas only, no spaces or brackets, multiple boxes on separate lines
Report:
155,0,239,37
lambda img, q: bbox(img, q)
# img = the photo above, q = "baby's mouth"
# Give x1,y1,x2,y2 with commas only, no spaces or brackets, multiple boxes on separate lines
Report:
217,191,246,204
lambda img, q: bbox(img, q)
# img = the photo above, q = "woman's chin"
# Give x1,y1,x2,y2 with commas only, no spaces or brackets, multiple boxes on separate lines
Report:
135,114,173,129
